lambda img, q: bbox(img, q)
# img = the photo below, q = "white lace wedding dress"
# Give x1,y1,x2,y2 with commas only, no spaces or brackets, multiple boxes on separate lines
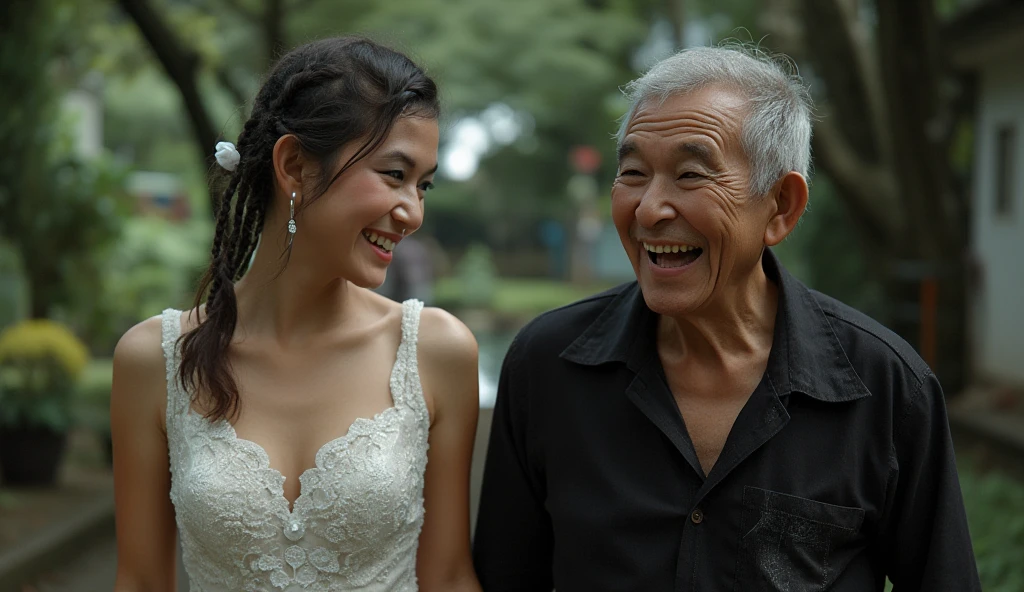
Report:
160,300,430,591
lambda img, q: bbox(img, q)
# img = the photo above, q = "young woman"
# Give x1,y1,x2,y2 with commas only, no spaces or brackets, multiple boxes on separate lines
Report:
110,37,481,591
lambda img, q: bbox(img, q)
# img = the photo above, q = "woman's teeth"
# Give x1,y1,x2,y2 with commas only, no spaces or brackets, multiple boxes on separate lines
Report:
363,231,394,253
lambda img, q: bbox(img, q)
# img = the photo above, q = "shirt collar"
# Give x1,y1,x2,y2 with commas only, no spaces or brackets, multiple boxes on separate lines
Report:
560,249,871,403
558,281,654,372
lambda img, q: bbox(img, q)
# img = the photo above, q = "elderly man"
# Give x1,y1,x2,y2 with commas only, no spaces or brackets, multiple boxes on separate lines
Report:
472,46,980,591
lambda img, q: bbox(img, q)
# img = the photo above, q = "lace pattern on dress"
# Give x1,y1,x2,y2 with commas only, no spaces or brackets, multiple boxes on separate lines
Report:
161,300,429,592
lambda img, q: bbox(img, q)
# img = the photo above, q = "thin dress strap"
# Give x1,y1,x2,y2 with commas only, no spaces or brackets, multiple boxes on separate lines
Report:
160,308,188,425
390,299,428,427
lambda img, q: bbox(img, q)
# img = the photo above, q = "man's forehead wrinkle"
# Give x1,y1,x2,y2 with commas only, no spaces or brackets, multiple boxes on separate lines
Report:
631,97,741,124
626,105,737,144
624,118,732,159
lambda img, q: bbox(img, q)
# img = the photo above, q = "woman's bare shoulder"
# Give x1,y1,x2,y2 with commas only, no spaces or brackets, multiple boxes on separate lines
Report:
113,315,166,376
111,312,178,418
418,306,477,364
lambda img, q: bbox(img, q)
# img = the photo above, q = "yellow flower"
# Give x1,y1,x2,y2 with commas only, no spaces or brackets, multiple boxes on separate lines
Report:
0,320,89,381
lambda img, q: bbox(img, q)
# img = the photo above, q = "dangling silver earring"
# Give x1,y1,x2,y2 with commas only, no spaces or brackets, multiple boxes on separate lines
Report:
287,192,297,245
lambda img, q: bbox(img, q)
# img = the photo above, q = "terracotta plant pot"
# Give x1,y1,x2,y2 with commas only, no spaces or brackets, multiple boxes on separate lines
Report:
0,424,67,486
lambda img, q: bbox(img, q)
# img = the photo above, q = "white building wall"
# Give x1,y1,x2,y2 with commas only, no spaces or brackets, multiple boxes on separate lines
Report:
972,54,1024,385
62,88,103,159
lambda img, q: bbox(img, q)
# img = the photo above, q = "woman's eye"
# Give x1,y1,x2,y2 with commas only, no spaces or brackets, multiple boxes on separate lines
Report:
382,170,404,181
618,169,642,177
679,172,703,180
419,181,435,192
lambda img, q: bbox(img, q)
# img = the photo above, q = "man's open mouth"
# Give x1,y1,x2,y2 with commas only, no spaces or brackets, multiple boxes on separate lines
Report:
643,242,702,268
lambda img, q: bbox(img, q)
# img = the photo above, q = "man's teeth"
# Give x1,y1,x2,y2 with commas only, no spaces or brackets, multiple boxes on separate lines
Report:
363,231,395,252
642,242,698,254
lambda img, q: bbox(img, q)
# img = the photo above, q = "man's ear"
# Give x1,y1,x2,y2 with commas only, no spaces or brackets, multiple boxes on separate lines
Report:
764,171,809,246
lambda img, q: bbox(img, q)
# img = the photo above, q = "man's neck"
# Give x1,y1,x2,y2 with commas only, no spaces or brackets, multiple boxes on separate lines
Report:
656,264,779,375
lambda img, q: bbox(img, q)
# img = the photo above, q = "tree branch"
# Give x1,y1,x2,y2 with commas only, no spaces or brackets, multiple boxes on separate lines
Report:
834,0,894,168
117,0,219,212
812,112,900,245
761,0,898,245
799,0,880,162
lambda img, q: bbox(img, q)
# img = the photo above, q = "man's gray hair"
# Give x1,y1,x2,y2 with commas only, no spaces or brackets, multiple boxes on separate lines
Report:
617,44,814,196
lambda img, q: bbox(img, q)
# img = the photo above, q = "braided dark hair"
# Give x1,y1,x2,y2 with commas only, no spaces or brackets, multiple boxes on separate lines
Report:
179,37,439,422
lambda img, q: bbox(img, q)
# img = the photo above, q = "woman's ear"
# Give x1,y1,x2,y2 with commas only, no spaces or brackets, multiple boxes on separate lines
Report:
272,135,307,202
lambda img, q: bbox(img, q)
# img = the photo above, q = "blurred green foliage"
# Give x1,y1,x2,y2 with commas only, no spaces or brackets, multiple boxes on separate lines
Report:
0,244,28,331
86,216,211,352
776,175,885,318
450,244,499,309
436,275,618,317
72,358,115,435
883,452,1024,592
0,0,131,331
3,0,980,351
958,456,1024,590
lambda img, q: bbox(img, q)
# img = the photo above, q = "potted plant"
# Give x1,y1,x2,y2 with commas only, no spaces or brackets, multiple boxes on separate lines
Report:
0,319,88,486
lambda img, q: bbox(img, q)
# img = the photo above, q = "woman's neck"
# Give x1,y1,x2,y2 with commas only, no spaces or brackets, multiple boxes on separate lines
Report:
232,235,359,346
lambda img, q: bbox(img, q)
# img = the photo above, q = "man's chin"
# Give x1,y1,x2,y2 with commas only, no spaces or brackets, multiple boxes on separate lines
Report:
638,283,703,318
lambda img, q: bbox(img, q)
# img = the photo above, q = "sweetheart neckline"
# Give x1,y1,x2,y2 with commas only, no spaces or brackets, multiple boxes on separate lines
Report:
210,403,403,514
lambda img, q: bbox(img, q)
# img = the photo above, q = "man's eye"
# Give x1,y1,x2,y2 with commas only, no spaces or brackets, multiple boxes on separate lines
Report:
679,172,703,180
419,181,434,192
618,169,643,176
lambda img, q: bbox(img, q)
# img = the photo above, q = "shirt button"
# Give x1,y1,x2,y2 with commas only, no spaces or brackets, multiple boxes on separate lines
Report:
691,509,704,524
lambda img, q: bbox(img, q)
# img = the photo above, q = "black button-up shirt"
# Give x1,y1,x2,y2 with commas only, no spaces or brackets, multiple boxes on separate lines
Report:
473,250,981,591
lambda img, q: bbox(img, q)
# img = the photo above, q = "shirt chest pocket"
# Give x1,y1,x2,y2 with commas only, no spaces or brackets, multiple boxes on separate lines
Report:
734,486,866,592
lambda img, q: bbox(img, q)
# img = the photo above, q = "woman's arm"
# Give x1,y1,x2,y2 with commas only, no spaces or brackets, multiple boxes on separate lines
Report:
110,317,180,591
415,307,482,592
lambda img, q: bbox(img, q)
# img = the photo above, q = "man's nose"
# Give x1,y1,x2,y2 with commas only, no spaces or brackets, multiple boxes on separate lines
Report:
635,177,678,228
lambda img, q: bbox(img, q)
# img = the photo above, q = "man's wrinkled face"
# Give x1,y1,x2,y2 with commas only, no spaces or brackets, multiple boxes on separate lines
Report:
611,85,776,317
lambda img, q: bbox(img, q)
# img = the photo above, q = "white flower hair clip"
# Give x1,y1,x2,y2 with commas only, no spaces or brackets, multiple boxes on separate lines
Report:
214,141,240,172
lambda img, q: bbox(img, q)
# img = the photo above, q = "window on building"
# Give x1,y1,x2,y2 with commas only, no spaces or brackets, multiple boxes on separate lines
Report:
995,124,1017,218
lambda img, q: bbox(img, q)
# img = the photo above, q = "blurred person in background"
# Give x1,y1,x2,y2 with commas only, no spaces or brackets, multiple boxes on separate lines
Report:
377,233,436,305
110,37,481,592
473,45,981,592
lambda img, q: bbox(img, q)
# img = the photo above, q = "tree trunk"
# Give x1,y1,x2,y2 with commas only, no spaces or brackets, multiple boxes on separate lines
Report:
264,0,286,68
875,0,959,258
665,0,686,49
25,263,57,319
117,0,220,213
762,0,972,393
874,0,969,392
